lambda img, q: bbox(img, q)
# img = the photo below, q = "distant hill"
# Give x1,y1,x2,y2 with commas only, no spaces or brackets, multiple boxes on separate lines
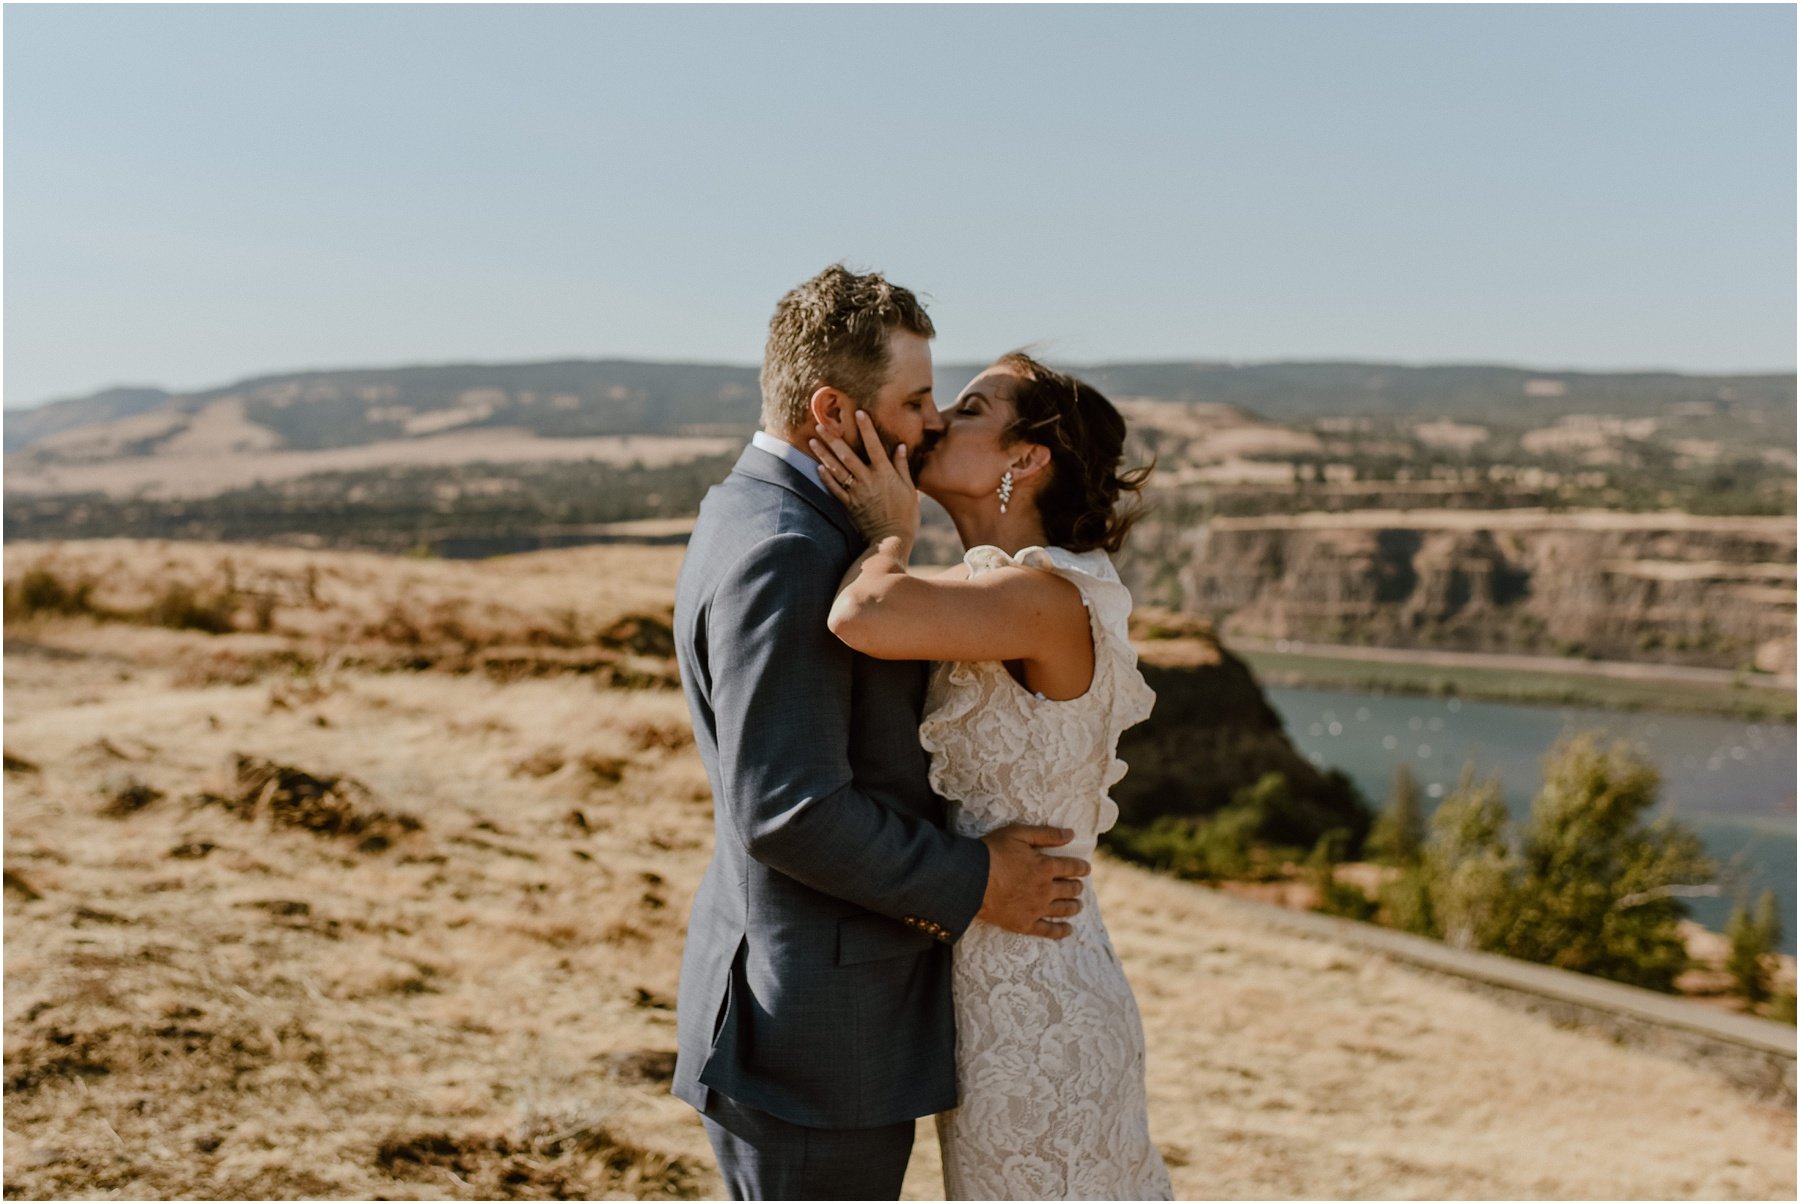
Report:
8,357,1790,457
4,386,171,452
1061,361,1794,425
8,361,762,457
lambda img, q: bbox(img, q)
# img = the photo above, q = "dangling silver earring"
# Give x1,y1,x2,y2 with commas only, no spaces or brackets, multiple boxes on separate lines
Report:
997,469,1014,514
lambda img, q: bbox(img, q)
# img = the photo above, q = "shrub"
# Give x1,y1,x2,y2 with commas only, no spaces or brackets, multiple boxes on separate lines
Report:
1726,889,1782,1006
1306,830,1377,921
6,566,98,620
1501,734,1712,991
4,564,254,635
1367,763,1425,866
101,777,165,818
1379,864,1436,936
1421,768,1517,951
1106,809,1250,881
145,581,236,633
1104,772,1307,881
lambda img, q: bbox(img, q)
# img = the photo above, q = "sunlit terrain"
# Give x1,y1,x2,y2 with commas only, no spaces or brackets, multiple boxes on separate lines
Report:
4,541,1792,1199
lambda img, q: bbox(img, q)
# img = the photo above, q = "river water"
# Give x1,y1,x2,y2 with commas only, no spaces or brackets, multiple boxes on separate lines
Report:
1263,685,1797,954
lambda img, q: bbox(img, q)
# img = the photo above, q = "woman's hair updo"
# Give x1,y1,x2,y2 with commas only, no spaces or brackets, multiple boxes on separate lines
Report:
996,351,1153,554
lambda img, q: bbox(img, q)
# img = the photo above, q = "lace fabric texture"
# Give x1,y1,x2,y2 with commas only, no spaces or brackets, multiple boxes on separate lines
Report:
922,545,1171,1200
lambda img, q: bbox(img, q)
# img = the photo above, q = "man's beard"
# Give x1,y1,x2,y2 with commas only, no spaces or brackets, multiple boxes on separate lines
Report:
907,431,942,474
864,418,939,475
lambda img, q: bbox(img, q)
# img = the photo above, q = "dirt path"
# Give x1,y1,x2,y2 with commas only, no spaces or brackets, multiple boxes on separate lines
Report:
1232,636,1796,691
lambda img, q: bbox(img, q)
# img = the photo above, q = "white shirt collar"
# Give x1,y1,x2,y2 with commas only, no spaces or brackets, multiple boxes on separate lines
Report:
751,430,828,496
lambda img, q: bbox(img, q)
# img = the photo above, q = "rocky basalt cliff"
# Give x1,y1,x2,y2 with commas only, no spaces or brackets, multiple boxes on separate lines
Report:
1120,510,1797,674
1119,615,1372,845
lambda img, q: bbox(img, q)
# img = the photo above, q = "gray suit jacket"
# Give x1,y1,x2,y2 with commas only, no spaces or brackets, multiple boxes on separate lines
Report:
671,444,991,1130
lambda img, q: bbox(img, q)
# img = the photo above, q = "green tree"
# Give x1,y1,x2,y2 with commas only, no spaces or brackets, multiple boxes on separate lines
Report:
1379,864,1436,937
1306,829,1376,921
1103,805,1262,882
1502,734,1714,992
1421,766,1517,951
1102,771,1311,882
1756,891,1784,971
1726,889,1783,1006
1367,763,1426,867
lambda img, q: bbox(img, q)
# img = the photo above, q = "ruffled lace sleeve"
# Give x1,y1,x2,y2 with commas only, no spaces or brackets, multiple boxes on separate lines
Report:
946,544,1157,836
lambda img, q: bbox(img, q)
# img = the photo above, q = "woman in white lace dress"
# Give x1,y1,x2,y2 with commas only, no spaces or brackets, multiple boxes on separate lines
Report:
810,352,1172,1200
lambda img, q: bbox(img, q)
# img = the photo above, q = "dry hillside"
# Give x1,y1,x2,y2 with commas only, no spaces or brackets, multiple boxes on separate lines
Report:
4,541,1793,1199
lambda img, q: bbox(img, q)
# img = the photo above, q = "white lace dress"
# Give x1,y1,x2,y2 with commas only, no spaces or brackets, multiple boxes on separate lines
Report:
921,545,1172,1201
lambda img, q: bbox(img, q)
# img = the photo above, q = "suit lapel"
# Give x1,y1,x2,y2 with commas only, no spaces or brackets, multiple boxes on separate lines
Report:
732,445,863,546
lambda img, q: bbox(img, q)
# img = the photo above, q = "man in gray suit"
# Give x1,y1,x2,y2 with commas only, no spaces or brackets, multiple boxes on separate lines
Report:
672,265,1089,1200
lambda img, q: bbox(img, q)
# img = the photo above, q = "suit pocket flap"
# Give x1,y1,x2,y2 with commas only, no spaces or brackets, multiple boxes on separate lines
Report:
836,912,937,965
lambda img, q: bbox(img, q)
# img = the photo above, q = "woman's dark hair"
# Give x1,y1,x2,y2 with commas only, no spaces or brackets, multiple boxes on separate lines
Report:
995,351,1153,554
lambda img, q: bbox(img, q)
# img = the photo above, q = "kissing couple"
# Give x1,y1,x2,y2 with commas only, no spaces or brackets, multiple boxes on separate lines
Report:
670,264,1172,1201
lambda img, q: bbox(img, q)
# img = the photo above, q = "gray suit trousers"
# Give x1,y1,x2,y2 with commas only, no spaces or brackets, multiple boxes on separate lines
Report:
702,1091,913,1201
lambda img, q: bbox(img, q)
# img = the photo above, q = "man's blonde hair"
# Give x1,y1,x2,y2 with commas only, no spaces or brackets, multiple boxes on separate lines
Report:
759,264,935,433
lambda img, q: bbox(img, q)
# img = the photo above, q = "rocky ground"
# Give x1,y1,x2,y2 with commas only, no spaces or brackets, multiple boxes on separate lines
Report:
4,541,1793,1199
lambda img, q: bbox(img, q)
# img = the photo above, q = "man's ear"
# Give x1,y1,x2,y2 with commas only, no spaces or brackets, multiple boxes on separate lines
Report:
808,387,855,441
1011,443,1053,483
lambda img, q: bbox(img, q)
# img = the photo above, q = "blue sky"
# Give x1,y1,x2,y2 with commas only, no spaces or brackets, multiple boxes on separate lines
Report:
5,3,1794,407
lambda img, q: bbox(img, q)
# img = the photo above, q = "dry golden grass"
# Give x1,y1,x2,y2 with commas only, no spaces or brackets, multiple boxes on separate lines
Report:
5,542,1793,1200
